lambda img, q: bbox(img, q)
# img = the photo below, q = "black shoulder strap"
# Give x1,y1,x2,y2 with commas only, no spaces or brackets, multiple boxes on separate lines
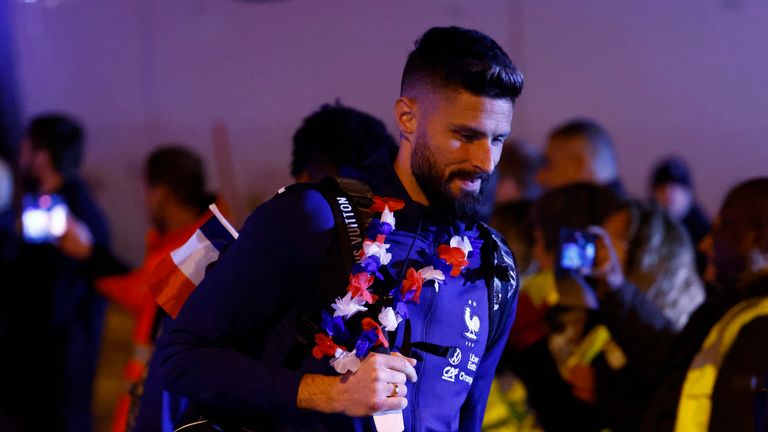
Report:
316,176,374,267
478,222,519,353
282,177,374,370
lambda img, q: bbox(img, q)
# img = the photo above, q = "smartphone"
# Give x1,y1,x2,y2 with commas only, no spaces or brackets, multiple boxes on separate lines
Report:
557,228,597,272
21,193,68,244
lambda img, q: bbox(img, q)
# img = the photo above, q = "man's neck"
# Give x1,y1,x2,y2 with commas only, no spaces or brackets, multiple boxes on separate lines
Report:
160,205,202,234
393,146,429,206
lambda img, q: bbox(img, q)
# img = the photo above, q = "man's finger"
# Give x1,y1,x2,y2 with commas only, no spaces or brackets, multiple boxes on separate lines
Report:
391,351,418,367
377,396,408,412
382,355,418,382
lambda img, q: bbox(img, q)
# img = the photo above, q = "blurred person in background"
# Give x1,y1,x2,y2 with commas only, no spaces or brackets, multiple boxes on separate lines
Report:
504,183,625,432
96,145,215,432
505,185,705,431
493,139,542,206
601,201,705,331
0,113,122,432
537,119,626,198
649,156,711,274
490,139,542,276
291,101,398,183
587,177,768,431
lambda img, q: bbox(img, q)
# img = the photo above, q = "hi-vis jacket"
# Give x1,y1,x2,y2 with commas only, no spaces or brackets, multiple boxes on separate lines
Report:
675,294,768,431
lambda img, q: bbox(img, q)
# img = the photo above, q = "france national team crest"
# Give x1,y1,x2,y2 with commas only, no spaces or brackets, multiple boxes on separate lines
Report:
463,299,480,341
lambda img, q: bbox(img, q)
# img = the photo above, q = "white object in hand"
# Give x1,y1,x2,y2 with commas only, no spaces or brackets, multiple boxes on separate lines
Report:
373,410,404,432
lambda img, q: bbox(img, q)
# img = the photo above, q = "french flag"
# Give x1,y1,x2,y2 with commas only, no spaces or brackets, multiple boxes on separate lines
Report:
149,203,239,318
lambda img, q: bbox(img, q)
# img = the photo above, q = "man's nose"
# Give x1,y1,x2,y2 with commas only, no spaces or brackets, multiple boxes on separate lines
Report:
469,140,494,173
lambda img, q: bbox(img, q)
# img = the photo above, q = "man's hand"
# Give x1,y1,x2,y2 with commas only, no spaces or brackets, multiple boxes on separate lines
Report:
297,352,417,417
56,215,94,260
585,225,625,290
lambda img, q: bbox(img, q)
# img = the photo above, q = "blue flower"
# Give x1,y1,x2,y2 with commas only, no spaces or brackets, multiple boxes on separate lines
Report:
366,219,393,239
353,256,383,279
321,310,349,340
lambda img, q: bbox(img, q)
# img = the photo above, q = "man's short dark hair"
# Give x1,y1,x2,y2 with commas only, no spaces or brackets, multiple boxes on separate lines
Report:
26,113,84,177
145,145,211,211
400,26,523,102
549,118,618,182
291,102,397,179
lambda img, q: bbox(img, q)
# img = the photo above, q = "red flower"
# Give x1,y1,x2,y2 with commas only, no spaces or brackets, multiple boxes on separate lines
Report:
437,245,469,277
312,333,345,359
347,272,378,304
370,196,405,213
361,317,389,348
401,267,424,303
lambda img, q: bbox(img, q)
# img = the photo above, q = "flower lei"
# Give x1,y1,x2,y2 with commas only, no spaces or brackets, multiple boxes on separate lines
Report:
312,195,481,374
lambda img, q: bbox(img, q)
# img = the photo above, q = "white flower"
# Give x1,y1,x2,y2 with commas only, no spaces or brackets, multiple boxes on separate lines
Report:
330,349,361,374
381,206,396,230
419,266,446,292
331,292,368,319
378,307,403,332
449,235,473,256
363,240,392,266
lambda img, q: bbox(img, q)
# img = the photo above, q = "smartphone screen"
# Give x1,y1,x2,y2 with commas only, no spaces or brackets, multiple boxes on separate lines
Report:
558,228,597,272
21,193,68,243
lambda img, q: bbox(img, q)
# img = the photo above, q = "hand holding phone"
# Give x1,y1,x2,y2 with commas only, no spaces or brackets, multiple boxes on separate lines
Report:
557,228,597,273
21,193,68,243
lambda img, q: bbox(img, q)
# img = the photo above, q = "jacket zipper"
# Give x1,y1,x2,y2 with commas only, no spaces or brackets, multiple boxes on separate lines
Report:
411,236,440,431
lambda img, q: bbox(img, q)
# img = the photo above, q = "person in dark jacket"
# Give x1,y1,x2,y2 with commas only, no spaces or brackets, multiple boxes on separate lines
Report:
156,26,523,431
0,114,122,432
649,156,711,274
588,177,768,431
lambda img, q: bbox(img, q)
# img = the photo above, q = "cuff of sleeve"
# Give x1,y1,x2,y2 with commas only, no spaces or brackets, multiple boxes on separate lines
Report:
269,369,304,413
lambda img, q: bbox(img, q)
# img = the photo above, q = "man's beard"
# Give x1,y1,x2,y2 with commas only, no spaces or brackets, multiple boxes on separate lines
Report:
411,132,489,222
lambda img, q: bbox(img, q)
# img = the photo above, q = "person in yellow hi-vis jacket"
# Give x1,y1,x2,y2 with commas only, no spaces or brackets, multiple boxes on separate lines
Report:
585,177,768,431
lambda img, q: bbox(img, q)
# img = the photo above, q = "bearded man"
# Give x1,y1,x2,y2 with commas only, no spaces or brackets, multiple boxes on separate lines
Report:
157,26,523,431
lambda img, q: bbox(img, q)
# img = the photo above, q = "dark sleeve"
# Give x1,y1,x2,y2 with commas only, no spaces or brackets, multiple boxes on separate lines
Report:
709,316,768,431
598,281,678,381
458,280,518,430
158,188,336,414
510,339,608,432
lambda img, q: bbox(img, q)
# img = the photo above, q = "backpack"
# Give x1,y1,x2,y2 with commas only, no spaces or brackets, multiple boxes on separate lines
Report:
166,176,518,431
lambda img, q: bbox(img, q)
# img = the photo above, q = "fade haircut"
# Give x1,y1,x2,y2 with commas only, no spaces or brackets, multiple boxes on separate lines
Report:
26,113,84,177
400,26,523,102
549,118,618,183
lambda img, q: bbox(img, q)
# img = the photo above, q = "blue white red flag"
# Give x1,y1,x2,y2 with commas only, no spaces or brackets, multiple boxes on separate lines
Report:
149,203,238,318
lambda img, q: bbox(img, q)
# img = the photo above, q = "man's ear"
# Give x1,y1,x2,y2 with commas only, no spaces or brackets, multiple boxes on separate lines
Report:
394,96,417,140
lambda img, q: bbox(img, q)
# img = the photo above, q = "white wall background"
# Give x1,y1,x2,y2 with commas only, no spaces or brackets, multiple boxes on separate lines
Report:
9,0,768,263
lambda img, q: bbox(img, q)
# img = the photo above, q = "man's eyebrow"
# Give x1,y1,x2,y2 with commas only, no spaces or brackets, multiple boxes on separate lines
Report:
449,124,510,140
449,124,487,137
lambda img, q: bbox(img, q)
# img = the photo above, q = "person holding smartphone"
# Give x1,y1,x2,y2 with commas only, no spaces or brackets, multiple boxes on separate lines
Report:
0,114,124,432
586,178,768,431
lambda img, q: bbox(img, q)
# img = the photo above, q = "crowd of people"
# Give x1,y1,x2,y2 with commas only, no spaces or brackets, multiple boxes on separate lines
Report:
0,25,766,432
